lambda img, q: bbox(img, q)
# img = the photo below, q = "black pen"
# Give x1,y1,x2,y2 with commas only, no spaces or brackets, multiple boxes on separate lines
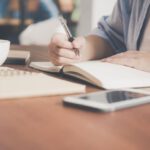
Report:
59,16,79,56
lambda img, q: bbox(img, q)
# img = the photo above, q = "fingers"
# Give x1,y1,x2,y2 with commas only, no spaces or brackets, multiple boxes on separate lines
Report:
50,47,81,65
102,51,139,62
105,57,137,68
49,34,86,65
102,51,136,61
51,33,73,49
54,47,80,59
101,51,139,68
102,50,150,72
50,51,81,65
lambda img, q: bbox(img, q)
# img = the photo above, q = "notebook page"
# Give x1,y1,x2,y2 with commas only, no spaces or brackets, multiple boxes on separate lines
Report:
0,67,85,99
71,61,150,89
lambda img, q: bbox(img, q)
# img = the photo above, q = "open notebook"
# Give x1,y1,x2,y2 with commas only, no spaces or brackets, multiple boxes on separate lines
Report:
30,61,150,89
0,67,85,99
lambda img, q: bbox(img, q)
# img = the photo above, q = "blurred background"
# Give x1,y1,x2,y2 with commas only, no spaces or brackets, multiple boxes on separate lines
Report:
0,0,116,45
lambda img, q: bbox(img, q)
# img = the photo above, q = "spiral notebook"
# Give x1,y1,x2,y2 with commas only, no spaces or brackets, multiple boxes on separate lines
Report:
0,67,85,99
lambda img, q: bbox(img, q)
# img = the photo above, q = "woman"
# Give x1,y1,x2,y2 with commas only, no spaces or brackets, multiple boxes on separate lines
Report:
49,0,150,73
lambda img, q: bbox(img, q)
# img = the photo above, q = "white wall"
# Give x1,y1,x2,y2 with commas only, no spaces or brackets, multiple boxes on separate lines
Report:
77,0,117,36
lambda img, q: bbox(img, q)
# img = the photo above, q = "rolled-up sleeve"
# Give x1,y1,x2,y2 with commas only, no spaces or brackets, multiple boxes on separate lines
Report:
91,0,127,53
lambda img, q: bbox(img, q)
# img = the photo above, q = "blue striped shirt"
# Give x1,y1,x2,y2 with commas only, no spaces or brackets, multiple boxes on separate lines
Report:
92,0,150,54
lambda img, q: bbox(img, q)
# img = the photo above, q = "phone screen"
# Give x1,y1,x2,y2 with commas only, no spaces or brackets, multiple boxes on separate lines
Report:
79,91,148,104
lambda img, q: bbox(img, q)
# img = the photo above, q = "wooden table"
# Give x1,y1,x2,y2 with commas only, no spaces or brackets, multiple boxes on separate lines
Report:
0,45,150,150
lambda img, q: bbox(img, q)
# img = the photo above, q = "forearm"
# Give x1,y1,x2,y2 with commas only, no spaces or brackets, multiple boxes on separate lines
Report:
81,35,114,61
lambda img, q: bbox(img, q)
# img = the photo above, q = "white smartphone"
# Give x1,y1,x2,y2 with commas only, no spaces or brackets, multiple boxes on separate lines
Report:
63,90,150,112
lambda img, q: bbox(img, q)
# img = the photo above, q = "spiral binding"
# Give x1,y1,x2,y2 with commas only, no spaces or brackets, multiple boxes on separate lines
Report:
0,67,34,77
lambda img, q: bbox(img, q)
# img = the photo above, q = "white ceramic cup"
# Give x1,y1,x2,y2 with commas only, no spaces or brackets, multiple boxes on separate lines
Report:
0,40,10,65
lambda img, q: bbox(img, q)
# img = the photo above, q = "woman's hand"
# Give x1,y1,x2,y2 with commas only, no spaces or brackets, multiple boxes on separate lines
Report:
102,51,150,72
49,33,86,65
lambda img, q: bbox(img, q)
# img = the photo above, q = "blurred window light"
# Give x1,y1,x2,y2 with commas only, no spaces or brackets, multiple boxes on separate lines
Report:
77,0,117,35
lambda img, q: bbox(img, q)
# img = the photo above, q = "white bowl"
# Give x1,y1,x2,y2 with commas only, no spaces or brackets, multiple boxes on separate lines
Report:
0,40,10,65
